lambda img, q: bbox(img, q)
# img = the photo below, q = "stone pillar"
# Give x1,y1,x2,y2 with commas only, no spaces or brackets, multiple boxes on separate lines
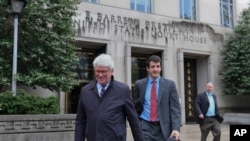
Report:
125,44,131,87
177,49,185,125
208,55,213,82
161,48,168,78
59,91,65,114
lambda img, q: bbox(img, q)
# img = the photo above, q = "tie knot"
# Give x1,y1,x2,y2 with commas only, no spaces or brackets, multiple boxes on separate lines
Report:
101,85,106,91
152,80,156,84
100,85,106,97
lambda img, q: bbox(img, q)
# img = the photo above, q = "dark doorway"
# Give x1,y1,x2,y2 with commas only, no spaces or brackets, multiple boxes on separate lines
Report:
131,51,162,96
65,42,106,113
66,82,86,113
184,58,197,123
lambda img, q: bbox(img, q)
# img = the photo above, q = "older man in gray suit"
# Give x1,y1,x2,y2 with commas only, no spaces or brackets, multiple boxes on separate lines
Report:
133,55,181,141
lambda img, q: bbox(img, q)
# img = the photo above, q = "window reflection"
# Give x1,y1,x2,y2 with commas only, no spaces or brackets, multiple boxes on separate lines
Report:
180,0,196,21
131,56,147,83
130,0,151,13
220,0,233,27
76,52,94,81
83,0,97,3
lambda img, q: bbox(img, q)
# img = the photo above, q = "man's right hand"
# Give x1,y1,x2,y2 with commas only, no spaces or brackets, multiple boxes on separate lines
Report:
199,114,204,119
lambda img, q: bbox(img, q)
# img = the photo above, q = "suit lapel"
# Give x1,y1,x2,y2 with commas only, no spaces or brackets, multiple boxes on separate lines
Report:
140,78,148,102
203,92,209,105
89,81,100,97
212,94,218,112
158,78,165,104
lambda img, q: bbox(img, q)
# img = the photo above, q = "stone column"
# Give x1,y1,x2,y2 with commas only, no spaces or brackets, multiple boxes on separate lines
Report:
177,49,185,125
59,91,65,114
125,44,131,87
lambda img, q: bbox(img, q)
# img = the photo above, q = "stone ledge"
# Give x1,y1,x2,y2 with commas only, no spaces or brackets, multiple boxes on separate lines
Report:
223,113,250,125
0,114,76,134
0,114,76,121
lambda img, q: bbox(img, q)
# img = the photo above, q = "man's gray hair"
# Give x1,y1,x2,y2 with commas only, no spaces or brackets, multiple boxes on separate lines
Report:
93,54,114,70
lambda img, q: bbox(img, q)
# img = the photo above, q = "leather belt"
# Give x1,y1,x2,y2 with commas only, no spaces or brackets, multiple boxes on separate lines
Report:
205,116,216,118
141,118,160,125
150,121,160,125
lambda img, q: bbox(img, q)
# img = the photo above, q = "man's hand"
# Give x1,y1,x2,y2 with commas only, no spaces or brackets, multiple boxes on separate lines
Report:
170,130,180,140
199,114,204,119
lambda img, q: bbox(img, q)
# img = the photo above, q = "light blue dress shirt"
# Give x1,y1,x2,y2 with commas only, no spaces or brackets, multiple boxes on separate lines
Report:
140,76,160,121
206,91,215,116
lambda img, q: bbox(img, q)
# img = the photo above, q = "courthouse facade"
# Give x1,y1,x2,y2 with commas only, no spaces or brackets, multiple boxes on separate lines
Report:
36,0,250,124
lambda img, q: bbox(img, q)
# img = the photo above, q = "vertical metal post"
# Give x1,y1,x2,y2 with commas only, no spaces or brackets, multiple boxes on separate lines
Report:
12,14,19,96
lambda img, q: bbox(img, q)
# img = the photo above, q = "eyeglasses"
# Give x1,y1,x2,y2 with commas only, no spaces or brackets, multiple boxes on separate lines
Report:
95,70,109,75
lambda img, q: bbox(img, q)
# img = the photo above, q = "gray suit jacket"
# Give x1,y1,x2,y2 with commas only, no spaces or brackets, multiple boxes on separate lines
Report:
133,77,181,140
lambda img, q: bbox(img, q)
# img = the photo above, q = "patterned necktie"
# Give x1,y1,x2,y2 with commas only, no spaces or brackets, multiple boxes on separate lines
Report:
100,85,106,97
150,80,157,121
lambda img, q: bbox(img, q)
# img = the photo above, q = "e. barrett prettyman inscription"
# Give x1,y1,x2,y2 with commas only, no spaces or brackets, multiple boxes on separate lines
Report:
73,11,207,44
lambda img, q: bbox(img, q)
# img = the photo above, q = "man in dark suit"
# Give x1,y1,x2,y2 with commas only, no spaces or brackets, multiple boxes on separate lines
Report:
75,54,145,141
133,55,181,141
195,82,223,141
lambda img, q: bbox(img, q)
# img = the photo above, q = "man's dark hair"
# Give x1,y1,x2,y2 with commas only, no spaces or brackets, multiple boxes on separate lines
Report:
146,55,161,68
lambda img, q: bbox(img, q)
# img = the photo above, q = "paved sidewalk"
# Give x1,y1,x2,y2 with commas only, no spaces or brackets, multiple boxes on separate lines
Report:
179,123,229,141
127,123,229,141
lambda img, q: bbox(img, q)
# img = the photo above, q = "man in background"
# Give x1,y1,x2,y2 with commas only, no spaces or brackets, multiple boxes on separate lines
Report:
195,82,223,141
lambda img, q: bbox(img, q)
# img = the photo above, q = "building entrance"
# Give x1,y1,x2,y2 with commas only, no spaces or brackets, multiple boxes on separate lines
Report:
184,58,197,123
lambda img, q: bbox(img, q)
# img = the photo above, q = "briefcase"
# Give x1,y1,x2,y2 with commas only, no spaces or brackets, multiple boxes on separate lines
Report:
215,114,224,123
167,136,181,141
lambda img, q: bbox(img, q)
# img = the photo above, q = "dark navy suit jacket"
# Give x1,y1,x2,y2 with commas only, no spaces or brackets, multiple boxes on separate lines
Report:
195,92,223,124
75,77,145,141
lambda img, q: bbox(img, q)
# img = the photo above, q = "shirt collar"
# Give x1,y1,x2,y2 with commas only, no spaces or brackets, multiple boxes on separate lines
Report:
206,91,213,96
97,81,110,89
148,76,160,84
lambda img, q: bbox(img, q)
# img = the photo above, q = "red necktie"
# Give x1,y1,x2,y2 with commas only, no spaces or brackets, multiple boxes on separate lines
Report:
150,80,157,121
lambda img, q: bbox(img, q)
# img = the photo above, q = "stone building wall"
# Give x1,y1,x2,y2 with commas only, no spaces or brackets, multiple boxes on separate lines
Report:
0,114,75,141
